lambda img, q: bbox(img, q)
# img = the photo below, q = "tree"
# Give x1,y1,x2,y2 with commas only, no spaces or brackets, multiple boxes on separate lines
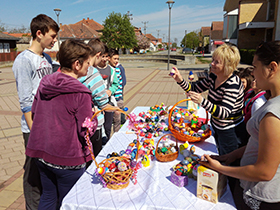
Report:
101,12,137,50
8,24,29,33
181,30,199,49
0,20,7,32
136,34,149,49
172,42,177,48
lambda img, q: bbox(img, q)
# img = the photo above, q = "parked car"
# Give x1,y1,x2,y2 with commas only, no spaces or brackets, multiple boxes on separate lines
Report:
171,47,177,51
158,48,165,51
182,48,193,54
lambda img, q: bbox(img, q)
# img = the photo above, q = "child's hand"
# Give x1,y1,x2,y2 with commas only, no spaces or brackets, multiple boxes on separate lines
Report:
169,67,183,83
106,90,112,97
92,107,100,116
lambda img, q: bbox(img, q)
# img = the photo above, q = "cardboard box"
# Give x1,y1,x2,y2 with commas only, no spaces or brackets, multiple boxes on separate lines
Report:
197,165,227,203
171,171,188,187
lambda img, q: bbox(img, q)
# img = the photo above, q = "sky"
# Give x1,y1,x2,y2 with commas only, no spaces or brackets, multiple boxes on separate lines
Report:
0,0,225,44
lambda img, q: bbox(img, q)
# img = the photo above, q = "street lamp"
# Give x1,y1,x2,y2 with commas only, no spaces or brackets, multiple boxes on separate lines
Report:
54,8,61,49
185,30,187,48
166,0,174,70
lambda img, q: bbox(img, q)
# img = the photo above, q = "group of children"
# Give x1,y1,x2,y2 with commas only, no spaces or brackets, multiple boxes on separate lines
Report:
12,14,126,210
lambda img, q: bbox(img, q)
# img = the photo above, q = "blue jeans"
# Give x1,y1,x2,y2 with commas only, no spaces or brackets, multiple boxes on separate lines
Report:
213,121,247,156
36,160,85,210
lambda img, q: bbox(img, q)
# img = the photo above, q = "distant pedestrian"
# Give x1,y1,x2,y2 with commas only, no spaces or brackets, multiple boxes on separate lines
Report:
12,14,59,210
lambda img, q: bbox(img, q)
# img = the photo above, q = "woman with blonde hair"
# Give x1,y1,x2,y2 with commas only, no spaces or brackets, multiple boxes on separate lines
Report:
201,41,280,210
171,44,247,156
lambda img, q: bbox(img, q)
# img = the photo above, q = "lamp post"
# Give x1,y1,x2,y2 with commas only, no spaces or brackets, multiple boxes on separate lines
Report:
166,0,174,70
185,30,187,48
54,8,61,49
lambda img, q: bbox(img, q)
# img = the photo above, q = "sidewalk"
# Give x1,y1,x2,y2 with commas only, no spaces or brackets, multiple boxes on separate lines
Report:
0,60,248,209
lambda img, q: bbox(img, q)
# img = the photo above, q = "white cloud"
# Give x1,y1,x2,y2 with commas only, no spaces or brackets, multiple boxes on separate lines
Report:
132,5,223,43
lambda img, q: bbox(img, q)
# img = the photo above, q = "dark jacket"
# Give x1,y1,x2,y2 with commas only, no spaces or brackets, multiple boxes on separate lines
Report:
26,72,97,166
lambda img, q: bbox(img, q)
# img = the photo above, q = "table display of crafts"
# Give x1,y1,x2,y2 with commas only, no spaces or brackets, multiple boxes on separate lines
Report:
170,142,201,187
130,102,170,138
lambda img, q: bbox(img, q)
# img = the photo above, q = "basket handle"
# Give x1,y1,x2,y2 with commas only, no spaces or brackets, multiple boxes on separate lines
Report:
155,133,178,151
168,98,209,129
86,106,136,167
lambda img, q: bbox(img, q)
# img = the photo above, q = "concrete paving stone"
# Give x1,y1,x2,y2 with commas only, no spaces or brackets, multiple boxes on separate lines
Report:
3,127,22,138
5,176,23,192
0,157,11,165
2,160,21,169
2,96,18,111
6,166,22,177
3,141,21,151
0,116,10,129
17,159,25,166
0,138,9,146
5,116,20,127
8,95,20,111
8,152,24,162
0,131,4,138
7,202,21,209
0,147,13,155
0,97,9,110
12,145,25,152
0,190,22,208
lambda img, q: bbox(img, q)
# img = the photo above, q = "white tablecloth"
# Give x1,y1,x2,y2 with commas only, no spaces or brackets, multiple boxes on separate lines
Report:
61,107,236,210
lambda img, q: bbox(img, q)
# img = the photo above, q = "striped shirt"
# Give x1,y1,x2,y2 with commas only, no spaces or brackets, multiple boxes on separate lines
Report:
111,66,123,101
178,72,244,130
79,66,109,129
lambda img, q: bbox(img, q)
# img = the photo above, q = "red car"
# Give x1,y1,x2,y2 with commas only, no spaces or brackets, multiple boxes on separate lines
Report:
171,47,177,51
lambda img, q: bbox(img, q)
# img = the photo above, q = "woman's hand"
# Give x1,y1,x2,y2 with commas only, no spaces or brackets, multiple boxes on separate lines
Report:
170,67,183,83
199,154,222,171
210,153,235,166
187,91,202,104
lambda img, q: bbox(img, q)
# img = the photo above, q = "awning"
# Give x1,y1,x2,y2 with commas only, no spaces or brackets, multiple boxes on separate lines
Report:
214,41,224,45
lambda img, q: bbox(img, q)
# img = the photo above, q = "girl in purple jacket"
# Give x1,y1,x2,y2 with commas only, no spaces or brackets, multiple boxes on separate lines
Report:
26,39,97,210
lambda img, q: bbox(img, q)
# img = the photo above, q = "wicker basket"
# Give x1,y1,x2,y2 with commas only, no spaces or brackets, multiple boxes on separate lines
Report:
85,106,138,190
155,133,179,162
168,99,211,143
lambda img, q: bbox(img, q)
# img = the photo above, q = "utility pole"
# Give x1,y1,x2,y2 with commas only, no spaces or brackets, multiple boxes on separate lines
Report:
185,30,187,48
142,21,148,35
156,30,160,39
126,11,133,22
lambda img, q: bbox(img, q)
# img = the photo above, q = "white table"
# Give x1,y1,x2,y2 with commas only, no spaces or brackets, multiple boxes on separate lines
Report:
61,107,236,210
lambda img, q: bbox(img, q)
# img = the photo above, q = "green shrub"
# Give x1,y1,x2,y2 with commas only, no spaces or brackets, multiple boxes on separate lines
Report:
240,49,256,65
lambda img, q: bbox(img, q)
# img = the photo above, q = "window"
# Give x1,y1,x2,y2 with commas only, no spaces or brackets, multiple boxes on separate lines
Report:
223,15,238,39
4,43,10,53
0,43,3,53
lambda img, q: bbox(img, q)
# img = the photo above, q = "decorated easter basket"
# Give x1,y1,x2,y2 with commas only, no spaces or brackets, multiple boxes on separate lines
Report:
168,99,211,143
155,133,179,162
84,107,139,190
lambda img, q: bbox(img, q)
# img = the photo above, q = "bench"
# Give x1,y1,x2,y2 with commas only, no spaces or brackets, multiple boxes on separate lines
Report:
196,71,209,80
